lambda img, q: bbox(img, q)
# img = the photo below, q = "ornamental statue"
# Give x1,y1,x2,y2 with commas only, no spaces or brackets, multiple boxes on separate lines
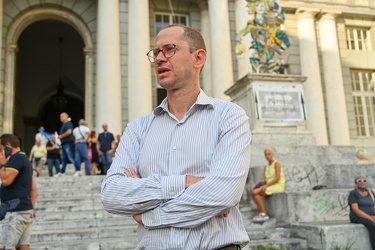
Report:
236,0,290,74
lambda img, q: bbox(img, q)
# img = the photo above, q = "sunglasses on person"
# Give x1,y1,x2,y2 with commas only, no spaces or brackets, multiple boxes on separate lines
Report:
356,179,367,183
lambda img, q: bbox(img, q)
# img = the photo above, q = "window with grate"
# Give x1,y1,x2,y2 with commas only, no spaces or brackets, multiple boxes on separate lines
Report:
351,69,375,137
155,13,188,35
346,27,372,51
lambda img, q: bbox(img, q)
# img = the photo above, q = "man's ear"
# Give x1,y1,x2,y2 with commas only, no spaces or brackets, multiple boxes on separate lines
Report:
193,49,206,69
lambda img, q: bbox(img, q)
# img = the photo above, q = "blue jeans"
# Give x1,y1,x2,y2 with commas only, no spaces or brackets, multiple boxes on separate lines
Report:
61,143,75,174
75,143,91,175
101,152,112,175
47,158,61,176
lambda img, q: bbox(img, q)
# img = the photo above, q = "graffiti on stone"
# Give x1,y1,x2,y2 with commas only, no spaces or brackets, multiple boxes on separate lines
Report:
284,165,319,188
311,191,349,217
312,192,335,215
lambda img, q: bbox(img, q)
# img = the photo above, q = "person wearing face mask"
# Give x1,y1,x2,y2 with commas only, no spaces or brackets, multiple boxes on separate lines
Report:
348,175,375,249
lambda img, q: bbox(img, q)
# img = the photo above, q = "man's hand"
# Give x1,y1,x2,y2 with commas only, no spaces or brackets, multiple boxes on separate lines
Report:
133,214,143,225
185,175,204,189
0,147,8,165
217,210,230,218
124,168,140,178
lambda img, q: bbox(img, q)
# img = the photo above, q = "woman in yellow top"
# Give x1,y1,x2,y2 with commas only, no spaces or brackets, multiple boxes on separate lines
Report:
251,147,285,221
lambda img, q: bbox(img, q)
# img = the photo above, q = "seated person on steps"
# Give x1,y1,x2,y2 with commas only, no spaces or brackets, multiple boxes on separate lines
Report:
348,175,375,249
251,147,285,222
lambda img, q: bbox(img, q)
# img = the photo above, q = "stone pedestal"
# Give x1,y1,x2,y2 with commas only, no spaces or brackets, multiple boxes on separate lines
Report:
225,73,316,167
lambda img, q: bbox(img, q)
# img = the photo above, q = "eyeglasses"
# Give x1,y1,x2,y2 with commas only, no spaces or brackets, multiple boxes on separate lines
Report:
147,44,178,63
356,179,367,183
146,44,197,63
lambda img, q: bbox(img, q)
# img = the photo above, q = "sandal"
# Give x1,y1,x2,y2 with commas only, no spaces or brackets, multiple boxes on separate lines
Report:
253,212,269,222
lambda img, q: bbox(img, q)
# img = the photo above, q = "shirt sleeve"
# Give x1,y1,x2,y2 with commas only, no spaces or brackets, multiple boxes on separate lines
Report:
348,190,358,205
101,116,183,216
101,105,251,229
7,154,24,172
142,106,251,229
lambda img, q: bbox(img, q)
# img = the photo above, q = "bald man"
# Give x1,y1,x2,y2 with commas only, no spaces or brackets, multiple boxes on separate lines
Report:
58,112,75,175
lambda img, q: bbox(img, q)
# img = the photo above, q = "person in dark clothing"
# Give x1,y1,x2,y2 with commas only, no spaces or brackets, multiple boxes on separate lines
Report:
88,131,100,175
97,123,115,175
348,175,375,249
46,134,62,177
58,112,75,175
0,133,38,249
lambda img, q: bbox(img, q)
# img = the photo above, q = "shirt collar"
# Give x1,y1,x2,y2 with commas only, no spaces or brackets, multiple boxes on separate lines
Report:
153,89,214,116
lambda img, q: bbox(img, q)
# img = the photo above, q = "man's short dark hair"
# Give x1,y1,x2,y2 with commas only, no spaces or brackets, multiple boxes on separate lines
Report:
164,24,206,52
0,134,20,148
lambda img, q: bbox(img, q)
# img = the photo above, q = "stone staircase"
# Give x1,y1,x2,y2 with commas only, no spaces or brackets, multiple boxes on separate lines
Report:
0,165,307,250
1,145,373,250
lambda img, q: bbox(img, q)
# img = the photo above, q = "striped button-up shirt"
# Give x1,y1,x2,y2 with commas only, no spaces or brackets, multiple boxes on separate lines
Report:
101,90,252,250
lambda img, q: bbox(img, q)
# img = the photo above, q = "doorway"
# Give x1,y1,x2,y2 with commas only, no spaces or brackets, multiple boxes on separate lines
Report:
16,20,85,152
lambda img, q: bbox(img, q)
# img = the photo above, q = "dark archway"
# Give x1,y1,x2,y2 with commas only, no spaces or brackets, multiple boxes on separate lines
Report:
16,20,85,152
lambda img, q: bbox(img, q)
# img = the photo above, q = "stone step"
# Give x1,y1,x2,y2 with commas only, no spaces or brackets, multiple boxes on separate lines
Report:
35,202,104,212
9,169,306,249
32,217,136,231
33,209,119,221
30,225,138,243
248,162,375,193
31,237,138,250
291,221,371,250
36,196,100,206
264,190,351,225
250,136,357,167
243,237,308,250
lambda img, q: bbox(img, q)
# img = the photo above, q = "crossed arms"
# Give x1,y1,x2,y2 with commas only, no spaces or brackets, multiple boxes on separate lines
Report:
101,106,252,229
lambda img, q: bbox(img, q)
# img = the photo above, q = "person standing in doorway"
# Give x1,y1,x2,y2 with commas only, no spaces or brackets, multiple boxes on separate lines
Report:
46,134,62,177
28,139,47,177
58,112,75,175
72,119,91,176
101,25,251,249
88,131,100,175
0,133,38,250
97,123,115,175
34,126,49,147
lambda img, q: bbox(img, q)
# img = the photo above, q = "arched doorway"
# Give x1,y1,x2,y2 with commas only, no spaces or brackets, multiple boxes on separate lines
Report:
4,7,94,152
16,21,85,152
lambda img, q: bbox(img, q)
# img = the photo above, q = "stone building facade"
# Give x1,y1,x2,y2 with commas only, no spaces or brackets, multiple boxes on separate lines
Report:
0,0,373,155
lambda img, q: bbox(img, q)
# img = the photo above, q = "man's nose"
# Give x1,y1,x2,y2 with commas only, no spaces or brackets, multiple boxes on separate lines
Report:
155,51,167,63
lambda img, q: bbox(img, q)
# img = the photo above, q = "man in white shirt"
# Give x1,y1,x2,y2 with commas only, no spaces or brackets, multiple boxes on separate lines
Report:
101,25,251,250
72,119,91,176
34,126,49,146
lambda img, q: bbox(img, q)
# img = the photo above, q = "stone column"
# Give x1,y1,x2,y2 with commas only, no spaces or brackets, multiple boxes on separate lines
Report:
95,0,122,134
198,0,213,96
208,0,233,100
296,8,328,145
319,11,350,145
128,0,152,121
3,45,17,133
234,0,251,79
84,48,94,128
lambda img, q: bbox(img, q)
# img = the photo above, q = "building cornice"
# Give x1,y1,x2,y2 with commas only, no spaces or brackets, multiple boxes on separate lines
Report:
279,0,375,17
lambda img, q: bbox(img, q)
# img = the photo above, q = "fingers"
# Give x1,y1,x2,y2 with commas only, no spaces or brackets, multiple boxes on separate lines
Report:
217,211,230,218
124,168,140,178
